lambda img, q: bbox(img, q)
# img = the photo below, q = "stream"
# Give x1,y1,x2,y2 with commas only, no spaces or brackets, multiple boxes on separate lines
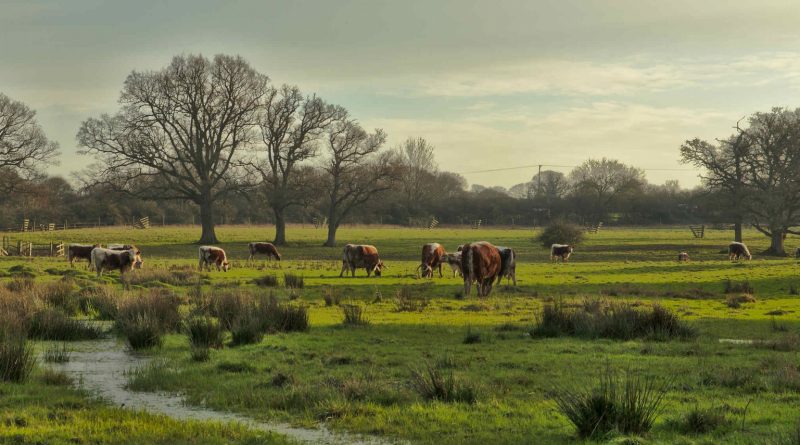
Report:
49,339,394,445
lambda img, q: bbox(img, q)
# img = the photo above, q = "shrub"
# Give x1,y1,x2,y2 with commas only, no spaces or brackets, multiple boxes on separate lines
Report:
185,316,224,349
118,313,163,350
677,406,730,434
284,273,304,289
43,343,71,363
28,309,103,341
726,294,756,308
410,363,478,404
260,299,309,333
0,336,36,382
531,300,696,340
724,279,754,294
209,291,253,330
229,315,264,346
117,290,182,333
776,421,800,445
341,304,369,326
536,220,584,248
553,368,668,439
253,275,278,287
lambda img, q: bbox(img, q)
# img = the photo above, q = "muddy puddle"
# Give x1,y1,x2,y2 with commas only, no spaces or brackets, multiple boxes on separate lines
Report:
49,339,394,445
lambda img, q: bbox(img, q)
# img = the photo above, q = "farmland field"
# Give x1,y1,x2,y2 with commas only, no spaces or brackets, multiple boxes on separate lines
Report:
3,224,800,444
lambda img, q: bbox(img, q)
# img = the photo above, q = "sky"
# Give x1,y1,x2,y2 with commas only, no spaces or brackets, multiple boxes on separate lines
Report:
3,0,800,189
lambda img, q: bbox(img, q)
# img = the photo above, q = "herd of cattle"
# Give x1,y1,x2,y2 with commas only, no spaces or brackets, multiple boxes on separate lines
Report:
65,239,756,297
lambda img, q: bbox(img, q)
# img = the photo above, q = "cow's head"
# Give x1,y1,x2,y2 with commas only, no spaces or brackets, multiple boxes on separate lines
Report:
132,249,143,269
222,260,230,272
420,264,433,278
373,261,385,277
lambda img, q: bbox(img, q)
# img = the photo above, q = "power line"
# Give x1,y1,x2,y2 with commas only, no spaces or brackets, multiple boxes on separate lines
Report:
459,163,698,174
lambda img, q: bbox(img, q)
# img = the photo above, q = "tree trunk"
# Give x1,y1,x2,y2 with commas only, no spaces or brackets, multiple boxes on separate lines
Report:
768,229,786,256
198,198,218,244
273,209,287,246
324,221,338,247
734,221,742,243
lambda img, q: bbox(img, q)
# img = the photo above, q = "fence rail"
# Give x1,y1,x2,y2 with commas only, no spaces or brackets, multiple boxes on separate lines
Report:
1,237,64,257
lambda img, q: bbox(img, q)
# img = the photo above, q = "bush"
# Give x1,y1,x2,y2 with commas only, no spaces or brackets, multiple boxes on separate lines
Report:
341,304,369,326
209,291,253,330
260,299,309,333
536,220,584,248
229,315,264,346
41,280,80,315
185,316,224,349
284,273,304,289
0,336,36,382
410,363,478,404
531,300,696,341
28,308,103,341
190,346,211,362
5,277,35,293
776,421,800,445
121,268,203,287
117,290,182,333
119,313,163,350
253,275,278,287
553,368,668,439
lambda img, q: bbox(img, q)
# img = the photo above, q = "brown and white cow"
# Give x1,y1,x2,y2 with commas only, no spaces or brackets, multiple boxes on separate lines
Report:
677,252,690,262
68,244,100,268
550,244,574,262
460,241,502,297
340,244,385,277
248,242,281,262
108,244,143,269
728,242,752,261
199,246,230,272
418,243,446,278
496,246,517,286
444,252,463,277
90,247,140,277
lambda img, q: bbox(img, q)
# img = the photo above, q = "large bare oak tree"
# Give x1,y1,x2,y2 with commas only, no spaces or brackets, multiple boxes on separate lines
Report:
0,94,59,173
77,54,268,244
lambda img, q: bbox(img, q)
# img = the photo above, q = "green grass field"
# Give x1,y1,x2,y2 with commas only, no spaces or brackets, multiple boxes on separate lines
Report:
3,225,800,444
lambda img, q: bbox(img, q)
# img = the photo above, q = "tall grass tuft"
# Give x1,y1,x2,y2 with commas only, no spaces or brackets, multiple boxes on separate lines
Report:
229,314,264,346
43,343,71,363
410,362,478,404
78,285,120,320
724,279,754,294
341,304,369,326
0,335,36,382
395,286,429,312
28,308,103,341
253,275,278,287
284,273,304,289
553,367,668,439
117,290,182,333
185,316,224,349
323,286,341,306
532,299,696,340
677,406,730,434
118,313,163,350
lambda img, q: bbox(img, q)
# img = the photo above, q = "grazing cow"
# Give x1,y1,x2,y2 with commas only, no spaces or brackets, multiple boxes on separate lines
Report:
67,244,100,268
677,252,690,262
496,246,517,286
199,246,230,272
90,247,139,277
418,243,446,278
340,244,385,277
728,242,752,261
461,241,502,297
550,244,574,262
444,252,463,277
108,244,143,269
248,242,281,262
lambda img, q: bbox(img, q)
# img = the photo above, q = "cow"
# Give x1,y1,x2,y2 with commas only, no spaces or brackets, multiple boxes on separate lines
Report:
444,252,463,277
90,247,140,277
550,244,574,262
728,242,752,261
418,243,446,278
108,244,143,269
248,242,281,263
677,252,690,262
496,246,517,286
340,244,385,277
460,241,502,297
67,244,100,268
199,246,230,272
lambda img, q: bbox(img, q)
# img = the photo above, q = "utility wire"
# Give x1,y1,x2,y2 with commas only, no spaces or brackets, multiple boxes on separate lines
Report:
459,163,697,174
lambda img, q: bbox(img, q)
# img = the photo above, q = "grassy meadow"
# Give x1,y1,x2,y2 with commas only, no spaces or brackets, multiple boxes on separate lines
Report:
3,224,800,444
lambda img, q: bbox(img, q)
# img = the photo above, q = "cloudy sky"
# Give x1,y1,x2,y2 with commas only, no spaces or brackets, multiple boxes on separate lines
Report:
3,0,800,189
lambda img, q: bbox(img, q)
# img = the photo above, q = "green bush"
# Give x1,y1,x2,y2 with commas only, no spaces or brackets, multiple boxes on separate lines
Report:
119,313,163,350
185,316,224,349
536,220,584,248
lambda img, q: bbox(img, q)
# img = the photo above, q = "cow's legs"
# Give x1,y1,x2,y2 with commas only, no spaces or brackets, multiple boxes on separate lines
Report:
339,261,347,277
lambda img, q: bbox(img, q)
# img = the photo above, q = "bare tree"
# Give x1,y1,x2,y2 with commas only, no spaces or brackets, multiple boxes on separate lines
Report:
253,85,339,245
0,94,59,173
569,158,645,223
320,114,394,246
398,137,437,216
77,54,267,244
680,131,749,242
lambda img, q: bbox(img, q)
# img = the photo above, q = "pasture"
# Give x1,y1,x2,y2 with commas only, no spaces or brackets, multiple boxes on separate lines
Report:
3,225,800,444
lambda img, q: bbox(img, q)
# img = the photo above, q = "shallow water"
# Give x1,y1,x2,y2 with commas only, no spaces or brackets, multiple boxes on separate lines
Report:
50,339,393,445
718,338,755,345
